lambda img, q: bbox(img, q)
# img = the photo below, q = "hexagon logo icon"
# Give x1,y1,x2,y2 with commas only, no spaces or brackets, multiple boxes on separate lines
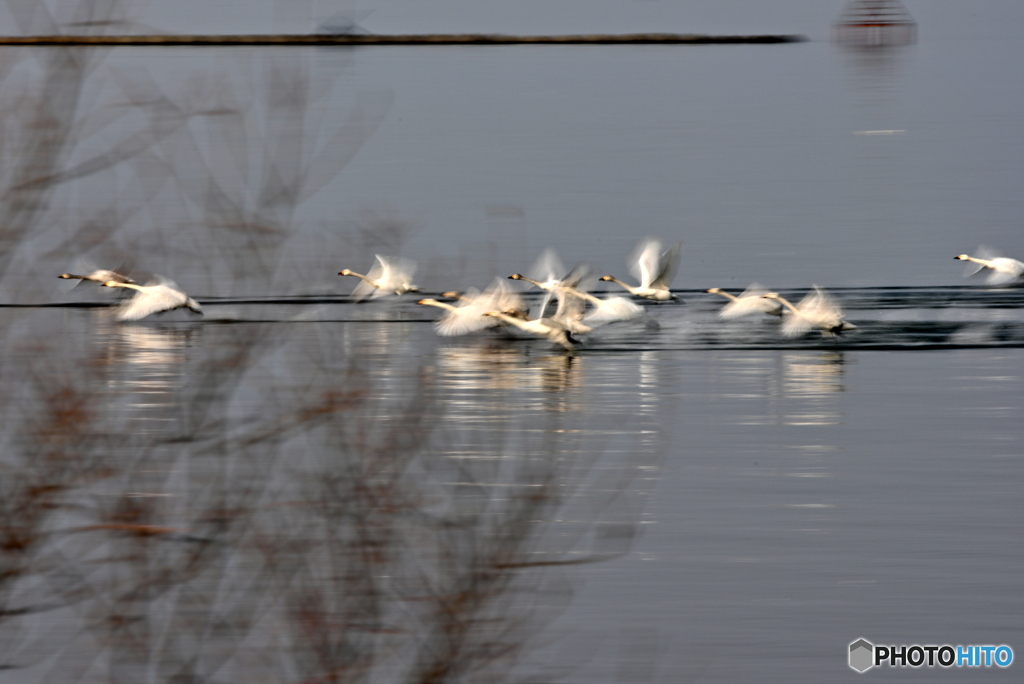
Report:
849,638,874,673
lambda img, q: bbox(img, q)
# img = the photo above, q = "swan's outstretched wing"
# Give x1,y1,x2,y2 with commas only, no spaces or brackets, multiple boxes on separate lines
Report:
553,287,590,333
350,279,378,300
960,260,986,278
434,281,524,336
727,282,782,318
629,238,662,289
528,248,566,286
779,309,814,337
799,286,848,334
582,296,644,327
374,254,418,295
533,289,557,321
719,298,768,319
986,268,1020,285
351,255,386,299
649,242,682,290
986,258,1024,285
364,254,387,282
745,282,782,313
548,265,593,320
803,286,842,320
476,278,524,313
434,288,488,336
718,300,748,319
559,262,592,291
115,285,188,321
738,282,770,299
385,255,418,282
143,275,185,292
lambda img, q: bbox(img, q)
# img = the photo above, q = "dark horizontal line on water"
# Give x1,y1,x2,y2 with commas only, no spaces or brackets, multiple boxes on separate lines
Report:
0,302,112,308
594,343,1024,352
0,33,807,47
208,318,425,324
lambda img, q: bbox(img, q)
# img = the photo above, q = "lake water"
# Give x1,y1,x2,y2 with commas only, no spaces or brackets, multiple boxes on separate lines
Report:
3,23,1023,684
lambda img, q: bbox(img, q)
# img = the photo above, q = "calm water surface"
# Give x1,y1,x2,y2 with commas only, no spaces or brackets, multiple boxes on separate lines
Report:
10,285,1021,682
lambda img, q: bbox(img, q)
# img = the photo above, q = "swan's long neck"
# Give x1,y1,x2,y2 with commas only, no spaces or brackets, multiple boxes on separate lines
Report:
511,275,547,289
962,255,993,268
106,281,144,292
344,270,378,286
603,276,637,294
419,299,458,312
710,290,739,302
770,295,803,317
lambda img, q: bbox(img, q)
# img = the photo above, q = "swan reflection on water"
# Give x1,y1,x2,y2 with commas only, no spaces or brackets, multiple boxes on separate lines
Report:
710,351,846,427
433,344,582,416
783,351,845,396
92,311,198,432
782,351,845,427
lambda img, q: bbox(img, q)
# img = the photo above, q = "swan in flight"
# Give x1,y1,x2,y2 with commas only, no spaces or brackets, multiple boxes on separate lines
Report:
600,238,681,301
954,248,1024,285
508,258,593,334
763,287,856,338
706,284,783,318
510,249,591,298
509,273,642,327
417,279,524,336
577,291,644,327
102,278,203,321
59,269,134,285
482,309,579,351
339,254,419,299
520,248,587,290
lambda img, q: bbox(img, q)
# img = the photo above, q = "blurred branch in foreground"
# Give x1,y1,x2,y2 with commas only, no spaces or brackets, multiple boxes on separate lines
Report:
1,327,663,682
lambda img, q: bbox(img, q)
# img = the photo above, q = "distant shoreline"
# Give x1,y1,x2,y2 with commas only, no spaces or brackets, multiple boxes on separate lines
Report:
0,33,807,47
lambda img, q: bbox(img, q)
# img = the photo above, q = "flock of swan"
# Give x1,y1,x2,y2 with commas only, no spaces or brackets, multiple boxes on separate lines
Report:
58,241,1023,348
408,240,867,349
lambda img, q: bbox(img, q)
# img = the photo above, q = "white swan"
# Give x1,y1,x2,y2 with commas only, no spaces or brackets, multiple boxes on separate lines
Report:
578,291,645,327
507,271,593,334
600,238,681,301
482,309,579,351
59,269,134,285
954,250,1024,285
509,273,642,327
102,279,203,321
339,254,419,299
706,284,783,318
763,287,856,338
417,279,524,336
